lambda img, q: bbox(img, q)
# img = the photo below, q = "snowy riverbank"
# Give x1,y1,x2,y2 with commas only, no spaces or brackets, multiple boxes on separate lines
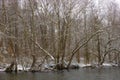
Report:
0,63,119,72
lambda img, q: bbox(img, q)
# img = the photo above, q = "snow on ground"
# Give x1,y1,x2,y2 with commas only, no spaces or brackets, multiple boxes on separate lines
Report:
17,65,23,70
72,62,118,68
0,63,118,72
102,63,112,66
17,65,30,71
102,63,118,67
0,68,5,71
78,63,91,67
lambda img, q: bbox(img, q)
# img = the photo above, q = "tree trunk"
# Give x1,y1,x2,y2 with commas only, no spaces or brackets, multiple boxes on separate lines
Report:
5,62,14,72
30,55,36,71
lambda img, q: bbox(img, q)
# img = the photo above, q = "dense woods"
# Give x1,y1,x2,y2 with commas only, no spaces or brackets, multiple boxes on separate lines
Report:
0,0,120,72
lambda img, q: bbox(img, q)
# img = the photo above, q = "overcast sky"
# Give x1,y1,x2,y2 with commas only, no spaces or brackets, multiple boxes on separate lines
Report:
116,0,120,3
112,0,120,8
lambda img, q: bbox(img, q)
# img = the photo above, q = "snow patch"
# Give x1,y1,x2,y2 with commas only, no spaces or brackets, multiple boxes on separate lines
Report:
17,65,23,70
102,63,112,66
78,63,91,67
17,65,30,71
0,68,5,72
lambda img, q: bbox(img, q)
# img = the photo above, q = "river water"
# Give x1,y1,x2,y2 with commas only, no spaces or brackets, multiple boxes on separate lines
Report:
0,67,120,80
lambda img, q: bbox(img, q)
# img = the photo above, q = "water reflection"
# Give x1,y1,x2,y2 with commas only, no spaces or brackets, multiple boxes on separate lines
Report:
0,68,120,80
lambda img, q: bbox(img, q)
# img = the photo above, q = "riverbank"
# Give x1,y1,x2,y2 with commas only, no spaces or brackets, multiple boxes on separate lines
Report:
0,63,119,72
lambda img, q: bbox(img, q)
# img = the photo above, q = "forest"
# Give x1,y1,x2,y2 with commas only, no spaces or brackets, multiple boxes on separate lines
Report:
0,0,120,72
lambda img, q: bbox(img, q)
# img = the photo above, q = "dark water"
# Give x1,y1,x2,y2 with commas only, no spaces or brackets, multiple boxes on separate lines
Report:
0,67,120,80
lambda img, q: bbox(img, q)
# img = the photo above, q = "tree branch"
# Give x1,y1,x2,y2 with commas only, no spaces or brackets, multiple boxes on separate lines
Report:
30,38,55,60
